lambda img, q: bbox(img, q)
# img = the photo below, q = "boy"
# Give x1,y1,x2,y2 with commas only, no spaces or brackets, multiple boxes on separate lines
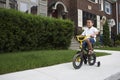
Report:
81,19,99,54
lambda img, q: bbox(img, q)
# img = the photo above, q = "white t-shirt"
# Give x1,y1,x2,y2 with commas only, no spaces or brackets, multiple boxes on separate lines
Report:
81,26,99,41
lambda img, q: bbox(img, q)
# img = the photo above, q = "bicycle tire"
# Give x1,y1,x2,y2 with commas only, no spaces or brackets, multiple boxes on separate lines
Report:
72,53,83,69
88,53,96,65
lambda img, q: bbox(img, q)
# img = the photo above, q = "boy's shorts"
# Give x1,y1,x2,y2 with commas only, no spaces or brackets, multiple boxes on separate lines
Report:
82,38,95,49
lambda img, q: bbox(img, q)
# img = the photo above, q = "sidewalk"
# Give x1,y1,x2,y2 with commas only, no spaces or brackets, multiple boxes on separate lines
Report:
0,50,120,80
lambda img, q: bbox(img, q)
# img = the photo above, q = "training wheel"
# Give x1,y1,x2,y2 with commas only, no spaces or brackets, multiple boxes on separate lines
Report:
97,61,101,67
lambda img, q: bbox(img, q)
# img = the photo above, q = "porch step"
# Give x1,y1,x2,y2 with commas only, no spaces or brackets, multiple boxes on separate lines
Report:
69,37,80,50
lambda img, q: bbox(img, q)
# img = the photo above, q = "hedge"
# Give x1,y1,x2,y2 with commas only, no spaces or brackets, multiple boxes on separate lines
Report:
0,8,74,53
103,21,111,46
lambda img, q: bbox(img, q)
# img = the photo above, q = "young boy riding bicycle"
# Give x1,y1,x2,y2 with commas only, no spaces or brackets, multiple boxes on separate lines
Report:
81,19,99,55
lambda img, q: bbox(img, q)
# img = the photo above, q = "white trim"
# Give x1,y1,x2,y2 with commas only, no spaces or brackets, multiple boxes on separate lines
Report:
78,9,83,27
38,0,47,16
101,0,104,11
6,0,9,8
98,0,104,11
52,1,68,13
97,15,100,30
95,0,98,3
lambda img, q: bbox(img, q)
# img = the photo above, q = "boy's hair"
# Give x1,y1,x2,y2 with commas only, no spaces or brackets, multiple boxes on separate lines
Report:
86,19,94,24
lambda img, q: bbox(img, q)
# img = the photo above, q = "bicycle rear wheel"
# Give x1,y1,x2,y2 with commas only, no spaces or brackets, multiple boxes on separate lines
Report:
88,53,96,65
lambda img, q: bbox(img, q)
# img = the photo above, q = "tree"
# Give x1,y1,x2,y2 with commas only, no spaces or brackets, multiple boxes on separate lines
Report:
103,21,111,46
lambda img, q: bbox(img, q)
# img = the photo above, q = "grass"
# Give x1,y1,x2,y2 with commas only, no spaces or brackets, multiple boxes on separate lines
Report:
96,52,110,57
0,50,109,74
95,46,120,51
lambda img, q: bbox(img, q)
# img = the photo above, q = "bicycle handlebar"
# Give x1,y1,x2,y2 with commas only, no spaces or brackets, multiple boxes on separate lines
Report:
76,35,90,49
76,35,90,42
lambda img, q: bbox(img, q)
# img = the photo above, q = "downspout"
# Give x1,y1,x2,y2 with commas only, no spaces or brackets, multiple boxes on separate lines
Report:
116,1,119,34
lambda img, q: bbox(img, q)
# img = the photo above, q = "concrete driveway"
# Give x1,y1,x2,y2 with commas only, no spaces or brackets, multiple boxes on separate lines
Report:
0,50,120,80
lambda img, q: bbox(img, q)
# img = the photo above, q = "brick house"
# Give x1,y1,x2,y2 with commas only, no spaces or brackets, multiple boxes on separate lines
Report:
0,0,120,35
48,0,120,36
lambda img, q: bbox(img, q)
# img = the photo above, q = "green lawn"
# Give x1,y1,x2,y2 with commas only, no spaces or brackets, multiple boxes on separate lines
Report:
0,50,109,74
95,46,120,51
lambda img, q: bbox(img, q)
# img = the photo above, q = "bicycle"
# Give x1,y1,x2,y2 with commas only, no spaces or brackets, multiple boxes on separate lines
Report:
72,35,100,69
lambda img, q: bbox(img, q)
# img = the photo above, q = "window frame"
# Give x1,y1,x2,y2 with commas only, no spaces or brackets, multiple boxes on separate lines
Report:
98,0,104,11
104,1,112,15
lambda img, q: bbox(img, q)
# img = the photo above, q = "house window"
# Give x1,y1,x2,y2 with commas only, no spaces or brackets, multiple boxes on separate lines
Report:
9,3,15,9
20,2,28,13
104,1,112,15
0,0,6,8
0,3,5,8
9,0,17,9
30,0,38,15
30,5,38,15
0,0,6,3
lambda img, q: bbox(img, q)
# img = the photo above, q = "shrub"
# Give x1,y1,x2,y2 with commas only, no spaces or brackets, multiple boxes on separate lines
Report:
0,8,74,53
115,40,120,46
116,34,120,41
103,21,111,46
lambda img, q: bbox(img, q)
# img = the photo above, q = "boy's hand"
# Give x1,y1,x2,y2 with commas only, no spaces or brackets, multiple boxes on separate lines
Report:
90,34,95,38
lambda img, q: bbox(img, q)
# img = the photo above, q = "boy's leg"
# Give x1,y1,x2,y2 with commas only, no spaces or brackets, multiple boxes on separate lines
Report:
85,39,93,50
82,41,87,49
85,38,95,54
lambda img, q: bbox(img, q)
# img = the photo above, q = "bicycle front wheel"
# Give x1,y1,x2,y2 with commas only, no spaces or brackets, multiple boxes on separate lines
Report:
72,53,83,69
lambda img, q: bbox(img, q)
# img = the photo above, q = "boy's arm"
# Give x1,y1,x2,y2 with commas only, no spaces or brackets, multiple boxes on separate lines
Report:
94,31,99,35
90,29,99,37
